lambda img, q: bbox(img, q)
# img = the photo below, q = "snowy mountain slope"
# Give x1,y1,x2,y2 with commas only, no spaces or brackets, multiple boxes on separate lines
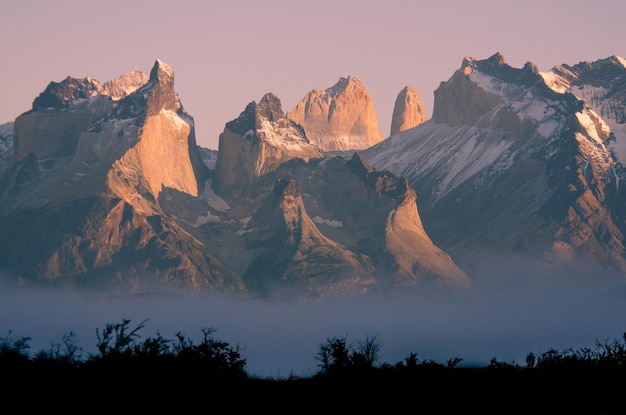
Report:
541,55,626,164
361,53,626,292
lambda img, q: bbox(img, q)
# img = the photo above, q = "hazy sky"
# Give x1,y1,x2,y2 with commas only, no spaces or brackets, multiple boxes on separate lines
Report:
1,0,625,150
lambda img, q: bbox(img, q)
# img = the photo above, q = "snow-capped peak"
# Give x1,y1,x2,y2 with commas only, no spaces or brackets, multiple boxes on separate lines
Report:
102,68,148,101
467,64,564,138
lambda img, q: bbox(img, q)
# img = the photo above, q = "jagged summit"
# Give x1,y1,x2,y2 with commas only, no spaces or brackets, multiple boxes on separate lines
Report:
32,76,104,111
324,75,361,97
256,93,284,123
433,52,569,127
223,92,314,148
102,68,148,100
225,93,295,136
31,67,149,112
286,75,384,151
460,52,505,72
150,59,175,82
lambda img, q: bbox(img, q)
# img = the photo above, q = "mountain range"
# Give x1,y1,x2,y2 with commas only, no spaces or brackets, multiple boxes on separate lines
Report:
0,52,624,301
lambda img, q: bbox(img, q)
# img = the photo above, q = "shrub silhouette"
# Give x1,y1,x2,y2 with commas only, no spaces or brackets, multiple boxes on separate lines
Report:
0,330,31,368
315,333,382,374
84,318,247,378
3,320,626,385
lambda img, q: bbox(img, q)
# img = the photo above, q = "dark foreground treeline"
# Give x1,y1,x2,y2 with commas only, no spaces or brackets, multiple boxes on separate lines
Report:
2,318,625,413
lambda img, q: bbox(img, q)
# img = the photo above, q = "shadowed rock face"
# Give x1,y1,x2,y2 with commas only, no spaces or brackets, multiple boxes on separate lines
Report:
240,172,378,301
286,76,384,151
390,86,427,135
209,132,471,300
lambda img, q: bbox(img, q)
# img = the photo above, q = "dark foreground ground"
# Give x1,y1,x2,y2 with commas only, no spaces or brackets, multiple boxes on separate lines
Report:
4,365,624,414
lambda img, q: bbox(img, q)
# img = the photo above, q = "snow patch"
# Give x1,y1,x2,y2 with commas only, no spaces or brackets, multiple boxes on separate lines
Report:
576,110,610,145
364,122,515,203
573,131,612,177
470,70,567,139
193,212,221,227
256,119,320,154
312,216,343,228
540,71,569,93
202,180,230,211
616,55,626,69
236,217,253,236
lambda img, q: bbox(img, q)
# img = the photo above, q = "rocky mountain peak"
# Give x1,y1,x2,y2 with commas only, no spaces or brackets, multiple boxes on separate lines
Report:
150,59,175,83
102,68,148,101
213,93,323,199
145,59,180,116
614,54,626,69
325,75,361,97
433,52,552,126
390,86,426,135
486,51,506,66
256,93,285,124
286,75,383,151
223,93,300,137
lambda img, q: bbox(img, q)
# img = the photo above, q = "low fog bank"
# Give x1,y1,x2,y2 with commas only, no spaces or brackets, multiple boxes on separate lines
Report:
1,271,626,378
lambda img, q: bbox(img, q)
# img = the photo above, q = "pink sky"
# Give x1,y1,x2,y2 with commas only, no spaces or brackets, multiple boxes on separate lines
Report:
1,0,624,150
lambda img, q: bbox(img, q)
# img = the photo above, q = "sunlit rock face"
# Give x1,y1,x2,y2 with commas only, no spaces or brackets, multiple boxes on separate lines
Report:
286,76,384,151
362,53,626,292
12,70,148,165
107,59,204,205
0,60,244,295
390,86,427,135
